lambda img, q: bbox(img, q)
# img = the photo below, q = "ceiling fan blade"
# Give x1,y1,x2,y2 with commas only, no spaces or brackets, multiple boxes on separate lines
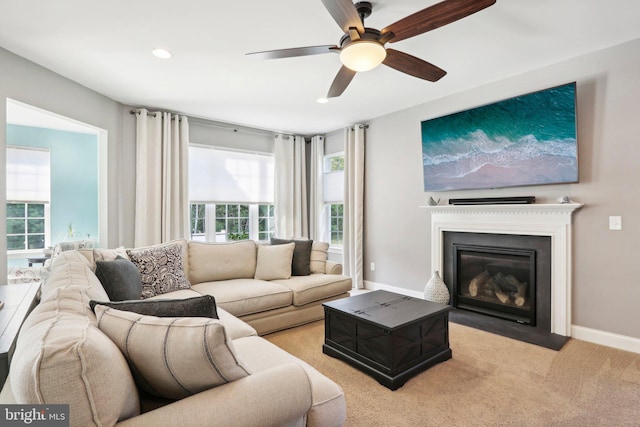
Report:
383,49,447,82
321,0,364,34
381,0,496,43
246,45,338,60
327,66,357,98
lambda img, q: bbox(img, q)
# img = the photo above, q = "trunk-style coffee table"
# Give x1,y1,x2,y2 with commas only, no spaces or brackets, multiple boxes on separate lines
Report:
323,290,452,390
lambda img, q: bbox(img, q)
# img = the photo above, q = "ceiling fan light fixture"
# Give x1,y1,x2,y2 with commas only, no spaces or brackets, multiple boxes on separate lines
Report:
339,40,386,72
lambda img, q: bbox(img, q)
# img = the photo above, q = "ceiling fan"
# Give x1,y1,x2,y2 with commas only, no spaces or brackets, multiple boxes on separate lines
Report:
246,0,496,98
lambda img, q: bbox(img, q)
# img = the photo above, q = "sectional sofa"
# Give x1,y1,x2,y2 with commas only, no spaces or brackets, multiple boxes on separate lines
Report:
1,239,351,426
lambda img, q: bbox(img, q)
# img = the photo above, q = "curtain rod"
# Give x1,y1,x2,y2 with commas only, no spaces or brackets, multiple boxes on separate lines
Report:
275,135,320,144
131,109,325,140
129,109,184,120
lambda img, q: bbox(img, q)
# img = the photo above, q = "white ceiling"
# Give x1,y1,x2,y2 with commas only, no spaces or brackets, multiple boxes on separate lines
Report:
1,0,640,135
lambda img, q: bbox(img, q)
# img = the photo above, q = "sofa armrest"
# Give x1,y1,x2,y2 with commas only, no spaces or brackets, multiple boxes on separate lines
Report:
115,363,312,427
325,261,342,275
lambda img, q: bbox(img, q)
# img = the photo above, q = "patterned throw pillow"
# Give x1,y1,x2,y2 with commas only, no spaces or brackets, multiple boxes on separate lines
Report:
95,305,250,400
126,243,191,299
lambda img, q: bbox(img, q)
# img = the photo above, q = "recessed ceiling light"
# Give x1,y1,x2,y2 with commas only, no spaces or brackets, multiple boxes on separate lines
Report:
317,97,329,104
152,48,172,59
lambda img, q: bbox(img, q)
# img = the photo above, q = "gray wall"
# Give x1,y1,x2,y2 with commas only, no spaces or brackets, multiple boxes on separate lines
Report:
0,47,136,279
363,38,640,339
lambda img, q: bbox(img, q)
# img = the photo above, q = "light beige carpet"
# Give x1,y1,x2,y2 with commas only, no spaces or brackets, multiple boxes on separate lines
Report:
266,321,640,426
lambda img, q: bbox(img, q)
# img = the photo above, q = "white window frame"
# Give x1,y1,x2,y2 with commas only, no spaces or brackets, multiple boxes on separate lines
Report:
6,202,52,258
189,203,275,243
323,152,345,250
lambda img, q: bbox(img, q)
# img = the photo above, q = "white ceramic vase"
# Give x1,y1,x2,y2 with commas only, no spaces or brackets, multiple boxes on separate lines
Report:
424,270,450,304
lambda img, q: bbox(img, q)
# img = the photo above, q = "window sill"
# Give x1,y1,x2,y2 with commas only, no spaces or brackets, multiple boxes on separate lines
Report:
328,246,343,255
7,249,47,259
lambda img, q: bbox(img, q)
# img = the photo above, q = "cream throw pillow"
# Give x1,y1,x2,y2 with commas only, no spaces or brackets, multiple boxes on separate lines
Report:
254,242,295,280
310,241,330,274
95,305,250,400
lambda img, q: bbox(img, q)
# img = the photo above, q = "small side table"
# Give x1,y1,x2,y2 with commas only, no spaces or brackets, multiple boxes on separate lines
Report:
0,283,40,387
27,255,50,267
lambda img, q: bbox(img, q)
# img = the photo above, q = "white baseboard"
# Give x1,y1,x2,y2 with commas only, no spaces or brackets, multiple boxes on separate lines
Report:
571,325,640,354
363,281,640,355
362,280,424,299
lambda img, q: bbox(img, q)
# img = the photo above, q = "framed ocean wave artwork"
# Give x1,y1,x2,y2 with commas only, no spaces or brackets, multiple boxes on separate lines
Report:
421,82,578,192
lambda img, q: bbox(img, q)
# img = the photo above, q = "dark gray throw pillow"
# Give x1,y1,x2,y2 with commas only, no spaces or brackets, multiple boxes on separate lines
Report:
95,256,142,301
270,238,313,276
89,295,219,319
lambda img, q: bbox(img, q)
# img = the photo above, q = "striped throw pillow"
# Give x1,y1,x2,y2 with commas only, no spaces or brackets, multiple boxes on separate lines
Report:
95,305,250,399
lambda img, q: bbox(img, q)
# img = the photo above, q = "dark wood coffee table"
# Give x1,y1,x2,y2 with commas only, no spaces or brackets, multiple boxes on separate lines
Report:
323,290,452,390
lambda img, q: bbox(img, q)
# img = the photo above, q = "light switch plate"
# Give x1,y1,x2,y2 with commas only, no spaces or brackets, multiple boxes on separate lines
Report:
609,216,622,230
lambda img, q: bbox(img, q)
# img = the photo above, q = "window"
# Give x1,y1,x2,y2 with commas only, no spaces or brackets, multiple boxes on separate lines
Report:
190,203,206,239
189,203,274,242
188,145,275,243
217,204,249,241
6,147,51,253
257,204,275,241
325,153,344,173
7,203,47,250
323,153,344,248
329,203,343,246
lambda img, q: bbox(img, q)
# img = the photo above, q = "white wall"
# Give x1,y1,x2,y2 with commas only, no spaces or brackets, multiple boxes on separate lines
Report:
363,38,640,340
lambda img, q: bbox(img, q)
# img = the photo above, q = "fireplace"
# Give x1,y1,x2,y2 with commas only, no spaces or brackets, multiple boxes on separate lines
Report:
425,203,583,350
452,240,537,325
443,232,554,346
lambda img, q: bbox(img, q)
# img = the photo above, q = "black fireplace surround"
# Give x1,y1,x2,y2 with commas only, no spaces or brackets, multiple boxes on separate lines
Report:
443,232,569,350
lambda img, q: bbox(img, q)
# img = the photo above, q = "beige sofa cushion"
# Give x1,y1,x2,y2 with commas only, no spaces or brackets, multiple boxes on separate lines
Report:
254,242,295,280
233,336,346,427
95,306,251,400
143,299,257,339
191,279,292,317
11,253,140,427
272,274,353,306
188,240,257,284
41,251,109,303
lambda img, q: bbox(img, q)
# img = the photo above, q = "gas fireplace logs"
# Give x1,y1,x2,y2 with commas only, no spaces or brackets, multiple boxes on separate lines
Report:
467,271,528,307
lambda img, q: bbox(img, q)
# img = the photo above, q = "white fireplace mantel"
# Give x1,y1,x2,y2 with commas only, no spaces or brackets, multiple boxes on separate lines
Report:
421,203,583,337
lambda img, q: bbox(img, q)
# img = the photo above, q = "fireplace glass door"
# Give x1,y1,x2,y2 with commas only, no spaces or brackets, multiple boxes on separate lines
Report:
453,244,536,325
